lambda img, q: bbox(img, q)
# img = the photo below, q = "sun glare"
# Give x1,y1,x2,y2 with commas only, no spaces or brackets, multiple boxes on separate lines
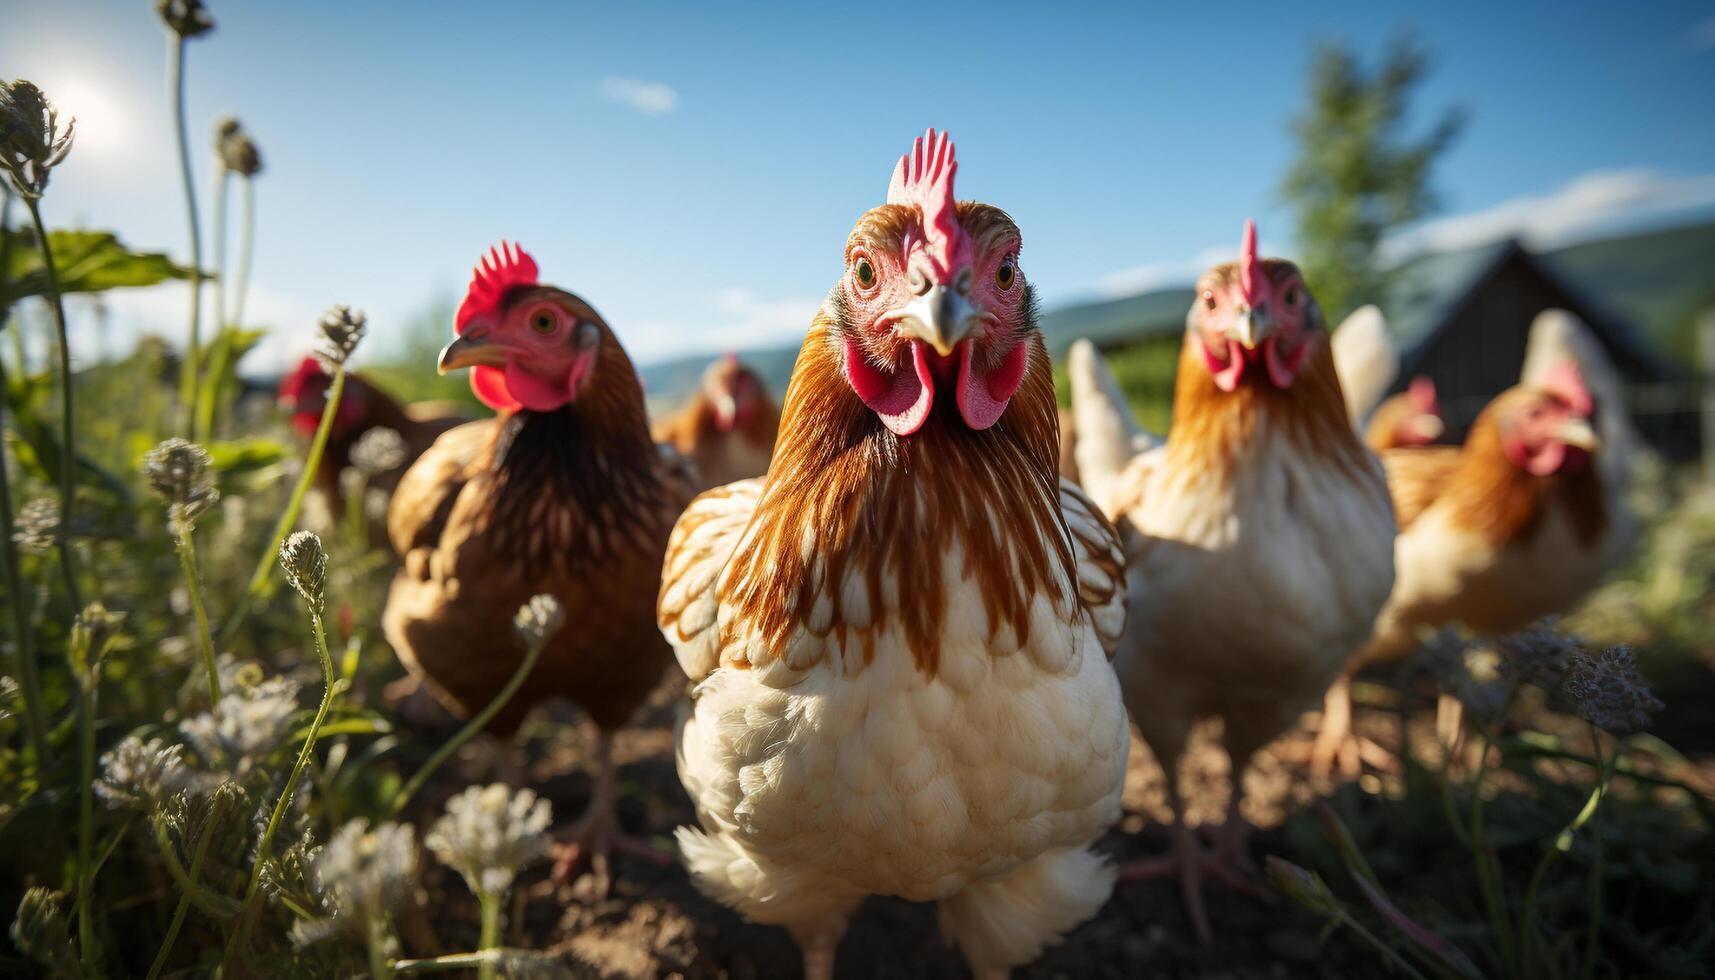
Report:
42,76,126,156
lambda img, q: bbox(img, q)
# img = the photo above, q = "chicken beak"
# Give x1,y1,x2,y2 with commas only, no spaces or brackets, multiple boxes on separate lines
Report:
889,280,984,357
437,331,509,375
1233,305,1274,351
713,390,738,427
1556,417,1600,452
1410,414,1445,441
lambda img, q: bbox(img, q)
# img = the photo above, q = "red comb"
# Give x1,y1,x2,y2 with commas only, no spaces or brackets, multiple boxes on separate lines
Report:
277,355,325,405
1408,376,1439,414
1239,219,1268,308
887,128,968,280
456,241,539,334
1543,358,1593,416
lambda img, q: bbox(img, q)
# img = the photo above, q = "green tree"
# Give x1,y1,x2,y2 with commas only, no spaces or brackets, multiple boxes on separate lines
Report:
1283,37,1464,322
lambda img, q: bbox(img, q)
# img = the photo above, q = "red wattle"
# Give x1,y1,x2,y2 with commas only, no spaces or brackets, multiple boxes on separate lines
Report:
844,338,935,436
1264,337,1311,389
1203,338,1246,392
471,365,523,412
956,338,1028,430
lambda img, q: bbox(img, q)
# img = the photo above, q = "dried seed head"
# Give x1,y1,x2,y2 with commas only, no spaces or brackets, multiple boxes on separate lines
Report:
156,0,215,38
96,735,191,812
12,497,59,553
69,602,126,676
214,115,262,177
279,530,328,611
349,427,408,475
1496,621,1583,694
179,675,301,774
1562,645,1663,735
513,594,565,650
425,783,553,896
316,305,366,368
143,438,220,532
0,79,75,199
1264,856,1341,917
9,888,76,976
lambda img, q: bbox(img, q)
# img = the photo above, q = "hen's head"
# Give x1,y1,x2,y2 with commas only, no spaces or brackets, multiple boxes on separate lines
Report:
1190,221,1323,392
438,242,622,413
1487,359,1600,476
278,356,368,438
833,129,1034,436
701,353,768,432
1373,376,1446,448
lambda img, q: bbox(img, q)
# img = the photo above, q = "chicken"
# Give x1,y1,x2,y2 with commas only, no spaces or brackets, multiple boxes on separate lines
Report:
383,242,694,888
657,130,1130,980
651,353,780,490
1309,311,1635,778
1365,376,1445,451
276,357,467,537
1070,222,1396,942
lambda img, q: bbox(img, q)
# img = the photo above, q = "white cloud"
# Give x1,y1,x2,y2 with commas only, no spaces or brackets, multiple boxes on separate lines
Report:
1096,244,1235,298
1383,168,1715,261
627,287,819,364
1690,14,1715,51
599,76,678,115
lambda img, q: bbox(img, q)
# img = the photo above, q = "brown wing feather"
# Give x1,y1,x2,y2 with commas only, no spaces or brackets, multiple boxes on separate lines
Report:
1380,446,1462,532
386,418,495,558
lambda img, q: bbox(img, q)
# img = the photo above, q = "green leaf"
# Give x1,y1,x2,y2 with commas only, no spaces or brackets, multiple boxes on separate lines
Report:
206,436,291,474
2,228,198,307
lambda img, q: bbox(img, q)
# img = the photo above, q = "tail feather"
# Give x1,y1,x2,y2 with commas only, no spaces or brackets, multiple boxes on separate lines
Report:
1068,340,1154,513
1330,305,1398,426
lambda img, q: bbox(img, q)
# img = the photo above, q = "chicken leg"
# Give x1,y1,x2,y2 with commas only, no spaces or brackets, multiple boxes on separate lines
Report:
1302,675,1401,781
549,731,670,895
1118,777,1256,943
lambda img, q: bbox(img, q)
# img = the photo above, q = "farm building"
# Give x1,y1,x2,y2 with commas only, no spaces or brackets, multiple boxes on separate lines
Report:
1380,236,1703,460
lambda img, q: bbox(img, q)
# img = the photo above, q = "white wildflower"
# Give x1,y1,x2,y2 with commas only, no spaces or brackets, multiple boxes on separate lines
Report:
179,675,300,774
349,427,408,475
95,735,191,811
425,784,553,896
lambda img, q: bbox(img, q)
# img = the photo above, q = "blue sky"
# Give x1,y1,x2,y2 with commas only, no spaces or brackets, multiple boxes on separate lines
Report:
7,0,1715,371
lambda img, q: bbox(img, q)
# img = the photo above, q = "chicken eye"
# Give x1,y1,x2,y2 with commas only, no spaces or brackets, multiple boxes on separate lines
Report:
996,256,1016,291
1202,289,1216,311
530,310,558,334
854,257,876,289
1285,286,1299,307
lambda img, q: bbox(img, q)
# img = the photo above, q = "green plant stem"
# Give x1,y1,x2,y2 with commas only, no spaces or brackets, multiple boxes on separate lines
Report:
22,196,81,610
1466,728,1517,977
149,815,238,918
0,192,46,764
1337,911,1432,980
223,606,338,965
232,175,255,328
174,523,222,705
195,168,228,439
168,34,205,439
0,348,47,765
144,808,219,980
75,672,99,974
218,367,345,647
1518,729,1617,976
1580,727,1615,980
477,890,501,980
365,912,391,980
389,633,548,818
393,951,506,974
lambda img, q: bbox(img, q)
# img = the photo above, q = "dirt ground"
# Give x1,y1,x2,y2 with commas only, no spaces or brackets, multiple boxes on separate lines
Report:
393,673,1423,980
386,648,1715,980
